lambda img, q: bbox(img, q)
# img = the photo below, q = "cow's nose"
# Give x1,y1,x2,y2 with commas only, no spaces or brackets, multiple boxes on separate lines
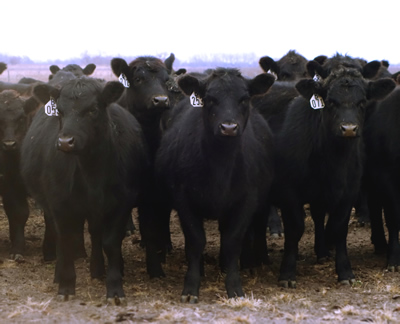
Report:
219,123,238,136
2,140,16,151
152,96,169,107
340,123,358,137
57,136,75,152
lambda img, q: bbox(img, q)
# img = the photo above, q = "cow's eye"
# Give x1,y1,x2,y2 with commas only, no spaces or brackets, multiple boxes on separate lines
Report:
206,97,218,106
357,99,366,108
239,96,250,106
326,98,338,106
87,108,98,117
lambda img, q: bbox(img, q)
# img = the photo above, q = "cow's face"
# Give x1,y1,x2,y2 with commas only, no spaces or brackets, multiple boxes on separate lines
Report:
111,57,171,118
33,79,124,153
323,74,368,137
128,65,170,112
0,90,31,152
296,68,396,138
178,69,275,139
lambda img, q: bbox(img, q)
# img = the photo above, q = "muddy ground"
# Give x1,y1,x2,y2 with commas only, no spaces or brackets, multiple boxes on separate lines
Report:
0,201,400,324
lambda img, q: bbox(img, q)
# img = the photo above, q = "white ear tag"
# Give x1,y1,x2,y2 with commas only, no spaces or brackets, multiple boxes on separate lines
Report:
190,92,204,107
44,97,59,116
267,70,278,80
313,74,322,82
119,73,130,88
310,94,325,109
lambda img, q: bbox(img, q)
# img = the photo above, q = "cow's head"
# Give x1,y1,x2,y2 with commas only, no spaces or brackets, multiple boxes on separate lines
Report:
296,67,396,138
178,68,275,138
260,50,308,81
0,90,39,152
111,54,176,119
307,53,382,80
49,63,96,81
33,78,124,153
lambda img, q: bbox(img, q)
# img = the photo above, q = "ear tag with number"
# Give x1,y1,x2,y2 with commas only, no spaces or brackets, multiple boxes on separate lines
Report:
44,97,59,116
310,94,325,109
190,92,204,107
313,74,322,82
119,73,130,88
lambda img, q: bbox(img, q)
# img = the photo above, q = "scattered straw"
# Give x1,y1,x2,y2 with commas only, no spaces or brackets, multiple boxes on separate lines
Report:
7,297,52,319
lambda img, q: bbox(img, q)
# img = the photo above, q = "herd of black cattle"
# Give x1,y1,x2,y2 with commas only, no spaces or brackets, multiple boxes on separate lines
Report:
0,50,399,305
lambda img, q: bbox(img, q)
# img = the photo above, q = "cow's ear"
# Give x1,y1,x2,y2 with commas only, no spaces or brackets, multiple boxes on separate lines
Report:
164,53,175,74
248,73,275,96
367,78,396,101
111,58,129,78
313,55,328,65
178,74,205,97
295,79,322,99
99,81,125,108
83,63,96,76
23,97,41,115
0,62,7,75
49,65,60,75
362,60,381,79
306,60,327,79
33,84,60,104
175,68,186,76
259,56,279,75
390,71,400,83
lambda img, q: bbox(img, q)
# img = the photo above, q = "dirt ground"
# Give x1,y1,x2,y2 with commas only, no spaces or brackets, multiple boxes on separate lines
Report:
0,201,400,324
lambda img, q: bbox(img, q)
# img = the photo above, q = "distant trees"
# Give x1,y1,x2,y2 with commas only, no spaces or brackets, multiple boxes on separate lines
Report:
0,52,260,67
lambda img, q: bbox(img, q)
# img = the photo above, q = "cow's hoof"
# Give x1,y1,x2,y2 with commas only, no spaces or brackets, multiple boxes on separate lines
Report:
338,278,356,285
387,265,400,272
181,295,198,304
10,254,25,262
278,280,296,288
56,294,74,302
107,296,127,306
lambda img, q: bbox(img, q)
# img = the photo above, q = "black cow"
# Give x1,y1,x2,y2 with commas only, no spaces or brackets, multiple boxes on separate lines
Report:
273,67,395,288
20,78,148,304
364,76,400,270
0,90,39,260
155,68,275,302
35,70,90,262
259,50,308,81
254,52,309,237
111,53,178,277
48,63,96,81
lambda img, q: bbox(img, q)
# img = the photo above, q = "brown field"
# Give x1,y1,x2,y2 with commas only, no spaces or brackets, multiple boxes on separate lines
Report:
1,202,400,323
0,66,400,323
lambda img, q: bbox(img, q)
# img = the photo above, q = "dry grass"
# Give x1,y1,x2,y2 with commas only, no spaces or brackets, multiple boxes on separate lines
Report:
217,293,269,311
7,297,53,319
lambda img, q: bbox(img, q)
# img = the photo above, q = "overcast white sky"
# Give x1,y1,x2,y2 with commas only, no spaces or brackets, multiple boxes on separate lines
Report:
2,0,399,64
